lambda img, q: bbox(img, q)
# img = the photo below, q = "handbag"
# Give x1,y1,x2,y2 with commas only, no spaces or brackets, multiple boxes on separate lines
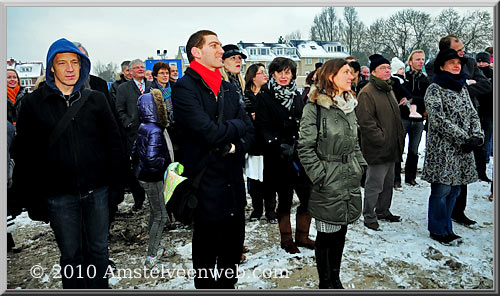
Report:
26,89,90,223
164,163,206,225
163,86,226,225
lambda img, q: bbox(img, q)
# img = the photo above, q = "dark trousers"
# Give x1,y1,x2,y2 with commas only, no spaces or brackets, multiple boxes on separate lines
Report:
395,120,424,184
108,185,125,228
452,184,469,218
248,178,276,216
127,162,145,208
47,186,110,289
265,169,311,215
192,213,245,289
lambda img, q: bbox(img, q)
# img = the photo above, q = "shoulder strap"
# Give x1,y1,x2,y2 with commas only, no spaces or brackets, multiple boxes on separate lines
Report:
190,86,226,189
315,103,321,149
48,89,91,149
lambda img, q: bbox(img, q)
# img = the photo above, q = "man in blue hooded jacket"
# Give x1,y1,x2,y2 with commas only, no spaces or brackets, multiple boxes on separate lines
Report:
13,38,123,289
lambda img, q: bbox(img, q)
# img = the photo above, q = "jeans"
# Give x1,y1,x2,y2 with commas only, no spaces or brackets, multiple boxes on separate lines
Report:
395,120,424,184
47,186,109,289
428,183,461,236
139,180,169,257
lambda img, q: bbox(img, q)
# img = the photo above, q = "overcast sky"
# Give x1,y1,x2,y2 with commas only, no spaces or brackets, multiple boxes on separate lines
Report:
6,5,494,75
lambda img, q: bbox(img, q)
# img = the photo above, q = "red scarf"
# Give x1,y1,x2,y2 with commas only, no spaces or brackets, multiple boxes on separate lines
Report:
189,60,222,97
7,85,20,104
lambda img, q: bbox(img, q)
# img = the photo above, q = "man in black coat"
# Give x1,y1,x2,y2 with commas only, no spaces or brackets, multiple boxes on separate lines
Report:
13,38,124,289
116,58,151,210
474,51,494,182
172,30,254,289
427,35,492,227
110,60,131,102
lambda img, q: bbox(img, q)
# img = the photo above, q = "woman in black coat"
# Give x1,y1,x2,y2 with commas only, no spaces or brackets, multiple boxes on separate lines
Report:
243,63,277,223
255,57,314,254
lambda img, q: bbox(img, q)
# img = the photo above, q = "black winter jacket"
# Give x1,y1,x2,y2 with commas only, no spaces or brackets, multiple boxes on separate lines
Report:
254,83,307,180
172,67,254,222
13,84,125,199
401,70,430,121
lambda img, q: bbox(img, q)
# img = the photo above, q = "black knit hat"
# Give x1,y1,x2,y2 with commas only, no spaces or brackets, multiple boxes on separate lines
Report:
315,62,323,70
434,48,467,74
476,51,491,63
368,54,390,72
222,44,247,60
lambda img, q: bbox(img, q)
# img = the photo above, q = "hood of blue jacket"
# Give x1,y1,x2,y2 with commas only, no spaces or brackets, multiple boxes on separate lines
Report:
45,38,90,95
137,92,160,124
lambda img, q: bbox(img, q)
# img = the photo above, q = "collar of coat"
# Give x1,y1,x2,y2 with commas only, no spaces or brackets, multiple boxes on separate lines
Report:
309,86,357,113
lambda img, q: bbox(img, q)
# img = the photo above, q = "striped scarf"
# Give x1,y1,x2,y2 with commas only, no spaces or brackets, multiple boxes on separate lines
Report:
268,77,297,110
153,80,173,119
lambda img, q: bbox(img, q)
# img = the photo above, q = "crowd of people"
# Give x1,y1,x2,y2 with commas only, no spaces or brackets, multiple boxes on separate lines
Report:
6,31,493,290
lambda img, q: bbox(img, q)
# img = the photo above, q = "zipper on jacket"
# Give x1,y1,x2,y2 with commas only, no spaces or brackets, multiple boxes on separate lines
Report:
322,118,327,138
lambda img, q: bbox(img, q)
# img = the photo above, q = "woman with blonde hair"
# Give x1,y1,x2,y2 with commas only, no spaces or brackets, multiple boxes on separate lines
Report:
7,69,28,123
298,58,367,289
221,44,247,106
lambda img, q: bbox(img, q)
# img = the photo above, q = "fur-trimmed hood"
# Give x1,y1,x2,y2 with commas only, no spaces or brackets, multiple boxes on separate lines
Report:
137,89,168,127
308,85,357,113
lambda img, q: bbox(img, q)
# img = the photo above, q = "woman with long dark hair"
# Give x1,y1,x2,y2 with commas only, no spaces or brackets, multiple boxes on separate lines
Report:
243,63,277,223
298,59,366,289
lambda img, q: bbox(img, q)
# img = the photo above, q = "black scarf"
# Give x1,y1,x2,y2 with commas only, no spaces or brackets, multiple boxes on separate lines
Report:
432,71,468,93
268,77,297,110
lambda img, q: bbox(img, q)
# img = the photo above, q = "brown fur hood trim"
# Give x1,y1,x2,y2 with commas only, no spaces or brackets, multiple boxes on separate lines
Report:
151,89,168,127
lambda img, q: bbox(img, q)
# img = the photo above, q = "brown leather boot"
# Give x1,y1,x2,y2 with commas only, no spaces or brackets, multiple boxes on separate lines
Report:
278,213,300,254
295,212,315,249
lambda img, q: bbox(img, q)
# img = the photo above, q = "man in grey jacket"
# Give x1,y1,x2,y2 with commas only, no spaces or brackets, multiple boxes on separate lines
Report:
116,59,152,210
356,54,405,231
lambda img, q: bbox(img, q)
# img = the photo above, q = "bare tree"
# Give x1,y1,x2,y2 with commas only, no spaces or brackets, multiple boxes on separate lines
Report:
341,7,360,55
285,30,302,42
361,19,387,56
93,61,118,82
461,10,493,52
309,7,342,41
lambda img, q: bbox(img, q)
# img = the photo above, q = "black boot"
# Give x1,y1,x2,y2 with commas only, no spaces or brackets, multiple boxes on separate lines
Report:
330,269,344,289
329,226,347,289
314,247,333,289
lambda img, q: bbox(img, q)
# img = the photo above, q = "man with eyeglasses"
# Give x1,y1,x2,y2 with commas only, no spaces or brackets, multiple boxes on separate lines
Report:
116,59,152,211
356,54,405,231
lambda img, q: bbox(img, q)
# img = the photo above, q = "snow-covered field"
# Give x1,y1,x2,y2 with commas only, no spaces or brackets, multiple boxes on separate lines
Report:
7,132,495,290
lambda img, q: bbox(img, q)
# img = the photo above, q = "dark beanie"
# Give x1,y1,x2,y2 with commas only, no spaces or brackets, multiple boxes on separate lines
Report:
369,54,390,72
315,62,323,70
222,44,247,60
476,51,491,63
434,48,467,74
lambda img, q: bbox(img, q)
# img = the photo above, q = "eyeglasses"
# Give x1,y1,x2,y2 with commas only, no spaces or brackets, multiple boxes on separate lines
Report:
377,66,391,71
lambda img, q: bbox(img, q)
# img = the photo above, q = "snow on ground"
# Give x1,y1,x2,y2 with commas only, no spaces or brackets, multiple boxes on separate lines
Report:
7,132,495,290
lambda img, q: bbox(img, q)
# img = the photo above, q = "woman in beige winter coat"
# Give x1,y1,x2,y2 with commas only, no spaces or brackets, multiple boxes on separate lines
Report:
298,59,367,289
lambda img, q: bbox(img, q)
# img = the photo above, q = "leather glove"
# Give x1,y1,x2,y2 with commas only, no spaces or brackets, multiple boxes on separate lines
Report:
460,136,483,153
280,143,296,161
216,143,232,157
